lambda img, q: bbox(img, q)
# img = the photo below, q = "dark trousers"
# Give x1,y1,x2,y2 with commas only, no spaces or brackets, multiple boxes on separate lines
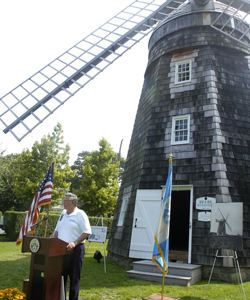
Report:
62,244,85,300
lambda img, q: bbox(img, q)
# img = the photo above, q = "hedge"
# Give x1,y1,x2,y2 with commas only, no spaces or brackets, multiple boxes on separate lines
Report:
3,211,113,241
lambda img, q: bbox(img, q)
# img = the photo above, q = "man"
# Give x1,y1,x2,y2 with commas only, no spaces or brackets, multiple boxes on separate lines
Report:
53,192,92,300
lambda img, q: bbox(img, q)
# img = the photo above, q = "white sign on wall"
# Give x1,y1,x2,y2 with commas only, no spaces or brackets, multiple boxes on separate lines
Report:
196,196,216,210
198,211,211,222
88,226,108,243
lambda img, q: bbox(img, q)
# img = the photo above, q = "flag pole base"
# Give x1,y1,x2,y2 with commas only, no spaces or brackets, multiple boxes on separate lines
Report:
142,294,180,300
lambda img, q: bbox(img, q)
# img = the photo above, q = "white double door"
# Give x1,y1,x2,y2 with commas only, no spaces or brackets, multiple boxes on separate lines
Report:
129,187,193,263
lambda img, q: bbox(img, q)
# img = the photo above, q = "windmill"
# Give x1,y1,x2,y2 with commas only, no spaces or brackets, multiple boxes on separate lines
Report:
1,0,250,281
216,207,232,235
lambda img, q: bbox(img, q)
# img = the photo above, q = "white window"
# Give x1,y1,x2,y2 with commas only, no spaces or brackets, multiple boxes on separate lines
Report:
175,59,192,84
171,115,190,145
117,195,129,226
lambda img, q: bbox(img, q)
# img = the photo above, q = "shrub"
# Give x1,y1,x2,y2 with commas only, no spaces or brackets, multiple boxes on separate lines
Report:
4,211,60,241
0,287,26,300
4,211,25,241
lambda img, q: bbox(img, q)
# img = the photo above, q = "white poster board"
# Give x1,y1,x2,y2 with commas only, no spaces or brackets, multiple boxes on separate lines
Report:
88,225,108,273
88,226,108,243
210,202,243,236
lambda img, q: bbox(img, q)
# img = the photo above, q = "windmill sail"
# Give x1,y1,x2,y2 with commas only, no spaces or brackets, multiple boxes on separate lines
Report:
0,0,186,141
0,0,250,141
211,0,250,49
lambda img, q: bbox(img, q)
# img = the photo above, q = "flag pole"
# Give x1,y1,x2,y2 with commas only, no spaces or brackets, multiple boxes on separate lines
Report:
152,153,173,300
16,163,54,245
161,153,172,300
44,162,54,237
161,273,165,300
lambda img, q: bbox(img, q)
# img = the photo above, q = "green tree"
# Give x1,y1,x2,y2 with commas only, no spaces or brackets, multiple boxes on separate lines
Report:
0,154,20,213
73,138,121,217
71,151,90,191
11,123,74,210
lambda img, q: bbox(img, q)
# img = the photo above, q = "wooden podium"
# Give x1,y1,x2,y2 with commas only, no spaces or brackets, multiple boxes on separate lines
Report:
22,236,69,300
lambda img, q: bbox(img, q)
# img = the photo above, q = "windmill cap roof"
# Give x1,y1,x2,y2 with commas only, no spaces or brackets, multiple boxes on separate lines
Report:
156,0,244,28
149,0,250,51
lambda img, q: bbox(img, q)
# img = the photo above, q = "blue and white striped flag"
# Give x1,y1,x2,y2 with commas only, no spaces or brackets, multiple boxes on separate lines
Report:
152,154,173,274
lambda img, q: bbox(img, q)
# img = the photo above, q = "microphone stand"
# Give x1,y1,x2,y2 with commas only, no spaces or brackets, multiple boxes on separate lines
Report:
30,215,48,231
29,206,51,237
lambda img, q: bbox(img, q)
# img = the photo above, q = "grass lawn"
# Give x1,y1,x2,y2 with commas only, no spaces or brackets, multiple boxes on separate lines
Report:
0,237,249,300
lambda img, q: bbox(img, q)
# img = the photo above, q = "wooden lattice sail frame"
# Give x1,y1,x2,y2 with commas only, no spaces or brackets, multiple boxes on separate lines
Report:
0,0,249,141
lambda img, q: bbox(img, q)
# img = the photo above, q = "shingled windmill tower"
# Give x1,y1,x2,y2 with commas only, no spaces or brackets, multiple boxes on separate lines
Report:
1,0,250,280
107,0,250,279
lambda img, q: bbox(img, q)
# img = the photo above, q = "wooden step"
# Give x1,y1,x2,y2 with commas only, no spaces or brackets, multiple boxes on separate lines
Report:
133,260,201,276
127,260,202,286
127,269,192,286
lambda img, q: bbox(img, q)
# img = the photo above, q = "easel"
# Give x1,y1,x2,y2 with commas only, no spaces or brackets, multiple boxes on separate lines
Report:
208,236,246,300
88,216,108,273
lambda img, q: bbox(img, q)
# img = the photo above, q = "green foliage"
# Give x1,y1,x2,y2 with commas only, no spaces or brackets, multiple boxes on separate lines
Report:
0,125,123,216
9,123,74,210
72,138,121,217
4,211,60,241
4,211,25,241
71,151,90,191
0,154,20,213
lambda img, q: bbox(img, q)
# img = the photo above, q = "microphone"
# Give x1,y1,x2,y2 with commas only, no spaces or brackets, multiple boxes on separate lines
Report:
31,216,48,229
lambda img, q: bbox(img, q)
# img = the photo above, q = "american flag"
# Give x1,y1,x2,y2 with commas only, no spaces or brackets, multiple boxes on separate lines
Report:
16,163,54,245
152,155,173,275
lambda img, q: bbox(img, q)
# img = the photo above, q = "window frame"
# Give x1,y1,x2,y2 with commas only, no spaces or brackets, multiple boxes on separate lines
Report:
117,195,129,226
171,114,191,145
175,59,192,84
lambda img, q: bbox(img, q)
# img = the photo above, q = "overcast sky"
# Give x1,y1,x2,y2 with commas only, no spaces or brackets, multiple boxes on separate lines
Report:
0,0,150,163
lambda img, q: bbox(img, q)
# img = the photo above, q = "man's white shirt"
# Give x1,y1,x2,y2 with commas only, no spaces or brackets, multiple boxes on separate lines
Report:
55,207,92,243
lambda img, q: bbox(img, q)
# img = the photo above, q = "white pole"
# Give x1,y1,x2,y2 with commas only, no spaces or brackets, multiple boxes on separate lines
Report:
60,276,65,300
101,216,107,273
